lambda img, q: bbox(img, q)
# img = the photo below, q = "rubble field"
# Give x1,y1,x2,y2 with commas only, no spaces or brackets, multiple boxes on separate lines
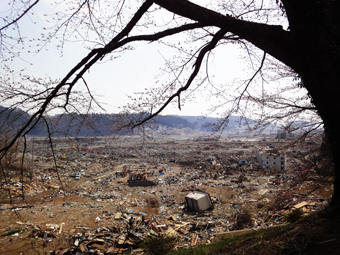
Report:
0,136,333,254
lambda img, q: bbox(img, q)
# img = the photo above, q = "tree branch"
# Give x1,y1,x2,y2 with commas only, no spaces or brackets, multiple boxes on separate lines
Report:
0,0,40,32
154,0,299,72
133,28,227,128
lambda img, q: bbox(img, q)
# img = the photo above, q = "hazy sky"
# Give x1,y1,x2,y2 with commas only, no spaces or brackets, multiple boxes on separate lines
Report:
0,0,293,118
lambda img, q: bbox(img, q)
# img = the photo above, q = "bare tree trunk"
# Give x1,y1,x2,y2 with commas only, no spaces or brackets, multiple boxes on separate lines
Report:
301,68,340,207
322,114,340,207
330,143,340,206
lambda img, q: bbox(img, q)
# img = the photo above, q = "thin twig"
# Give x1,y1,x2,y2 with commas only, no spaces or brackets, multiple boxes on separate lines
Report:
0,0,40,31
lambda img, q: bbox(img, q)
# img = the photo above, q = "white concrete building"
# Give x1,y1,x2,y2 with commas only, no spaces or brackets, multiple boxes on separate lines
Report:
256,149,286,172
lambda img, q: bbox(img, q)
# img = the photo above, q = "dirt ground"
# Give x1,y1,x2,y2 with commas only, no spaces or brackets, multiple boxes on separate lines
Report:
0,138,333,254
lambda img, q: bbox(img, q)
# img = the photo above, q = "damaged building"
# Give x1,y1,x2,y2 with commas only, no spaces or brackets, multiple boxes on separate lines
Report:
256,149,286,172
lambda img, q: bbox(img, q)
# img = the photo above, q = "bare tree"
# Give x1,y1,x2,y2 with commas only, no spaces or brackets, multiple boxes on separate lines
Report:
0,0,339,206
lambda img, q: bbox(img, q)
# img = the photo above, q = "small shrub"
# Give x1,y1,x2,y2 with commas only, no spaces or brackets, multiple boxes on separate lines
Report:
141,234,177,255
234,210,253,229
286,209,303,223
280,235,310,255
146,197,159,208
273,192,292,211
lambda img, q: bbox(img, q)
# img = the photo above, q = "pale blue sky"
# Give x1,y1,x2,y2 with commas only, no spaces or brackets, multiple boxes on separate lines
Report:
0,0,300,119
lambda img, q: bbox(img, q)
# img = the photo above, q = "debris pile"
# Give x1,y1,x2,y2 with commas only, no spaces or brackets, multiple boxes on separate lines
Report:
0,136,332,254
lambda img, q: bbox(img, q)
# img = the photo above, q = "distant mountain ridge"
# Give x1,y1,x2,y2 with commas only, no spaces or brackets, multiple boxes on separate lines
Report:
0,105,268,137
168,115,257,131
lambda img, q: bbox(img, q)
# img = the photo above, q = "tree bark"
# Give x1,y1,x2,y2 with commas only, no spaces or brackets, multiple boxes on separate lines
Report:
302,73,340,207
284,0,340,206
